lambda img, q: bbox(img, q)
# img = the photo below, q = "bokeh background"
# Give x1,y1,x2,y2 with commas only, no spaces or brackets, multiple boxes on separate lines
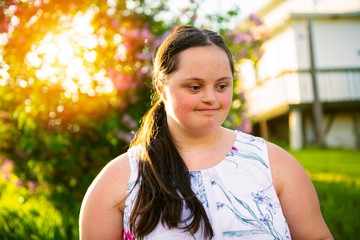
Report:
0,0,359,239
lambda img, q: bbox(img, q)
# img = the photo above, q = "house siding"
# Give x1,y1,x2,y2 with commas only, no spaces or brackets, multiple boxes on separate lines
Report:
258,27,299,80
292,19,311,69
240,0,360,149
312,19,360,68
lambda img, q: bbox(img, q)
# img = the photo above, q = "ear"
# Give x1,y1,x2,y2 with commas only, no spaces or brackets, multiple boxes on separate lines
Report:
155,79,167,101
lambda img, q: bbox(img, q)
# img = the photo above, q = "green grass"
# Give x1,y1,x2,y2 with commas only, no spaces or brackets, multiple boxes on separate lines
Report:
290,149,360,178
289,149,360,240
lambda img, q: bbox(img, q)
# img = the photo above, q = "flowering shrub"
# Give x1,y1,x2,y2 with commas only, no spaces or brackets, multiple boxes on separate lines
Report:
0,0,264,238
0,156,67,239
0,1,171,238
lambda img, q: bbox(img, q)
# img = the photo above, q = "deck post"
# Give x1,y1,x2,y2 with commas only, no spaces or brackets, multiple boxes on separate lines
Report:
289,109,303,150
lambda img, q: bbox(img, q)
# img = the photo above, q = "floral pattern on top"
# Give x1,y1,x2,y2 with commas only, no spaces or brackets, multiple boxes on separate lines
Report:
213,180,287,239
227,142,268,168
123,180,136,233
122,131,291,239
123,230,135,240
242,133,266,144
189,171,209,207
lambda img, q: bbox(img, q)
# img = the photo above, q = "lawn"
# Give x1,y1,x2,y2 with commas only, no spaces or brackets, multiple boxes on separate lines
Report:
289,148,360,240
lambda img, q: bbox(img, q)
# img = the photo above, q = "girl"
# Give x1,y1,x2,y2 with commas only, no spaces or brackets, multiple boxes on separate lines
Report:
80,25,333,240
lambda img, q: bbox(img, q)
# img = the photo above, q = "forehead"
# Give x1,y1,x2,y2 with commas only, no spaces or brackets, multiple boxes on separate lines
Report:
173,45,232,77
177,45,228,61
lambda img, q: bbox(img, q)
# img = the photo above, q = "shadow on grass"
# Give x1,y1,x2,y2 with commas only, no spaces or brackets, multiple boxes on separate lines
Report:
313,180,360,240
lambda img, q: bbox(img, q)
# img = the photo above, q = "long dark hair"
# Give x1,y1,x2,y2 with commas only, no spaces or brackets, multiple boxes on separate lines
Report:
129,25,235,239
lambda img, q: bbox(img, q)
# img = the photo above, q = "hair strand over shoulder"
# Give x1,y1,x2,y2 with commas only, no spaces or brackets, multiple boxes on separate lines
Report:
128,25,235,239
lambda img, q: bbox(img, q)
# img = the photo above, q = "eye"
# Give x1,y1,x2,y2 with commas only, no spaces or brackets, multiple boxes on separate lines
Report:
188,85,201,92
217,83,228,91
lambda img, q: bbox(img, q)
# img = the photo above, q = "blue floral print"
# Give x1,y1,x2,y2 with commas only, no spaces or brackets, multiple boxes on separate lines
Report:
232,149,268,168
241,133,266,144
226,139,268,168
189,171,209,207
123,131,290,239
123,179,136,233
213,180,286,239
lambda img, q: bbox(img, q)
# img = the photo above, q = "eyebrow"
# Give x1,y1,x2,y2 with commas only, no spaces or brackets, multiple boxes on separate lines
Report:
183,76,233,82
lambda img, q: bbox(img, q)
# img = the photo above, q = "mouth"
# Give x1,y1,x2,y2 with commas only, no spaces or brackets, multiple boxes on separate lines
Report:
196,108,220,114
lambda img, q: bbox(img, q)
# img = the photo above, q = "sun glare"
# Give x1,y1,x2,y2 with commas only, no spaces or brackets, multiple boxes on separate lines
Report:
25,5,114,98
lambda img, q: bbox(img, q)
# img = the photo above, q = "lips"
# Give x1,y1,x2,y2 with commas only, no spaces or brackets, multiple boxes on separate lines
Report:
196,108,219,114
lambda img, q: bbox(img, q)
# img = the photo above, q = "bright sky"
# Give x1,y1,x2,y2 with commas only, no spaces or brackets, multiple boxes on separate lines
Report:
167,0,271,28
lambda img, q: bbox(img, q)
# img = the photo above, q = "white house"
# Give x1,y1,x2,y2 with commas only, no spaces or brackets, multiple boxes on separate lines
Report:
239,0,360,150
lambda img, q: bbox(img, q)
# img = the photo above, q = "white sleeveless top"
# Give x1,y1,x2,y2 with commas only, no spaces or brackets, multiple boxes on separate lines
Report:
123,130,291,240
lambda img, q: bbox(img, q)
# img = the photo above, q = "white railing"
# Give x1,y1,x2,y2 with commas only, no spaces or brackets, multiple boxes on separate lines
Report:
245,68,360,118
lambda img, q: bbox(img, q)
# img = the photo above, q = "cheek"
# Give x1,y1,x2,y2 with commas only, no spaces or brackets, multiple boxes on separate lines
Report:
173,95,196,112
220,92,233,109
165,91,196,116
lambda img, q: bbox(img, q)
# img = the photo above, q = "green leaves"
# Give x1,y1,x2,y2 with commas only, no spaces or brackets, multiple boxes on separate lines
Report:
0,1,263,238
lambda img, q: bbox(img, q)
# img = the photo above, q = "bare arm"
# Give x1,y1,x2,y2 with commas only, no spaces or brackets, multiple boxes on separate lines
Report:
79,153,131,240
267,142,333,240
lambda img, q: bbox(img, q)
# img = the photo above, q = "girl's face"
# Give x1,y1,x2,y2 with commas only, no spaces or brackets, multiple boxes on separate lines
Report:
158,45,233,137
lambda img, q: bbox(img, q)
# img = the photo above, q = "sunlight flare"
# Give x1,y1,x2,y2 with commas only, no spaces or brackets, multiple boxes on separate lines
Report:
23,6,115,98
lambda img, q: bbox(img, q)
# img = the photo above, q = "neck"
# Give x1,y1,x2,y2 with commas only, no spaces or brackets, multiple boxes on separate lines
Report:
168,125,236,171
169,126,230,153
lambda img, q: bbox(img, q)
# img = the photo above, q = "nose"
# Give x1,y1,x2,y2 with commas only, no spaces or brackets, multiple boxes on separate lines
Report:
202,88,216,105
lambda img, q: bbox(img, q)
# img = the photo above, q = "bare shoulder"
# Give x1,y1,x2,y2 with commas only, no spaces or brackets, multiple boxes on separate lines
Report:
85,152,131,206
98,152,131,193
266,142,333,240
79,152,131,240
266,142,306,194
